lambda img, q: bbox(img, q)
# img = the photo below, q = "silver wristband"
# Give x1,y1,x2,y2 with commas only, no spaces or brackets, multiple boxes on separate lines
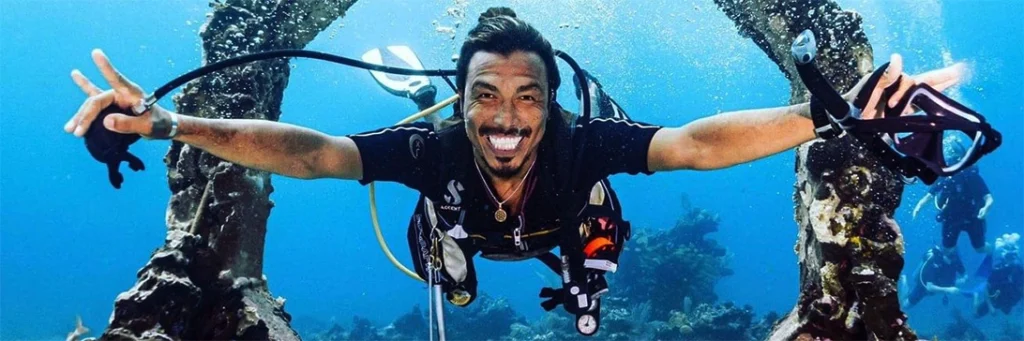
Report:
167,111,179,138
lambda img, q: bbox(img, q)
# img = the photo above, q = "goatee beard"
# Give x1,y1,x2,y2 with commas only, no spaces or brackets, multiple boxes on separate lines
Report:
488,162,522,179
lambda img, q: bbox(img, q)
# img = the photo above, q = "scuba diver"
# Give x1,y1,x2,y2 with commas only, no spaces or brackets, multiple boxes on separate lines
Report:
901,245,967,309
64,6,993,337
362,43,634,319
971,233,1023,317
913,134,995,255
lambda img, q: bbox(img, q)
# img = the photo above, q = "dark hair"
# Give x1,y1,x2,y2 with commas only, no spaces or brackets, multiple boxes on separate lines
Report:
455,7,560,99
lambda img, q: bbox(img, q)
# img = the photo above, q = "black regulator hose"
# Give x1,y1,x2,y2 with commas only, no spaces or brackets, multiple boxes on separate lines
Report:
138,49,457,113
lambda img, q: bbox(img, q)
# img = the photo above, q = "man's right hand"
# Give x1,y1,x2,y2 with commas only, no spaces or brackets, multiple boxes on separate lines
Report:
65,49,365,180
65,49,167,139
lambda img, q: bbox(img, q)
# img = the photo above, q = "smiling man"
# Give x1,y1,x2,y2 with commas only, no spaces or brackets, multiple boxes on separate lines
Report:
65,6,965,327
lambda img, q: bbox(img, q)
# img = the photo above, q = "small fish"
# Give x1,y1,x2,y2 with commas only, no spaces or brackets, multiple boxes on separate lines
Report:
65,315,90,341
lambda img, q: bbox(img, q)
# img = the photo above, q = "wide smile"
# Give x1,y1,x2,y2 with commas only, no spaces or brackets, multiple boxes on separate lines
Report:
485,133,526,160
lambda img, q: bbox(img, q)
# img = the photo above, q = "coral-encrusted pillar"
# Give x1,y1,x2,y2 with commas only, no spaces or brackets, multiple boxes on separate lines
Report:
101,1,357,340
711,0,917,339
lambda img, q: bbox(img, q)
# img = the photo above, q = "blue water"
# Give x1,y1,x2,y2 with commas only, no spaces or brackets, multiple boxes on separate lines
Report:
1,0,1021,339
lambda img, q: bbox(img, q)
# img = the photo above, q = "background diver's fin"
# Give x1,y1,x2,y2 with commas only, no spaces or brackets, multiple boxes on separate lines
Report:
974,253,994,280
361,45,432,99
957,253,995,297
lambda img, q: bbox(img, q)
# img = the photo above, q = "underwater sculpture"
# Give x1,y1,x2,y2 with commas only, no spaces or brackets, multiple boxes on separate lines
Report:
95,1,357,340
714,0,918,339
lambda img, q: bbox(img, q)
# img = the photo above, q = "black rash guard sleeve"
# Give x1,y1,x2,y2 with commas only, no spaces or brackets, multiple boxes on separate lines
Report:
347,122,439,192
579,117,663,182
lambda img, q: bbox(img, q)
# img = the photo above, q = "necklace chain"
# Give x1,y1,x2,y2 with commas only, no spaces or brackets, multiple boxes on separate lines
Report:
476,159,536,209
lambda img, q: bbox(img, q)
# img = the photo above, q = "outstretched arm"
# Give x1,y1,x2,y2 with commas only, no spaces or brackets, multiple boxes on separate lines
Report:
913,193,933,219
925,281,960,295
978,193,994,219
66,49,363,180
171,112,362,180
648,103,812,171
647,54,966,172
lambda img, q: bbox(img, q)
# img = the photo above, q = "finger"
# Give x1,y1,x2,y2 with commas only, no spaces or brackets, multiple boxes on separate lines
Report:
103,113,148,135
91,49,141,94
67,93,101,133
915,63,967,92
888,73,916,108
70,90,115,137
71,69,103,96
885,53,904,88
858,54,905,119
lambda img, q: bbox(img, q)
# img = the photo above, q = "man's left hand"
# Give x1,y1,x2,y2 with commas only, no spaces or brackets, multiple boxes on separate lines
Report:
845,53,967,120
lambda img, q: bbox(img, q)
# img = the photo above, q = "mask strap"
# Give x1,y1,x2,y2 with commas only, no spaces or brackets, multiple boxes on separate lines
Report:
852,62,891,110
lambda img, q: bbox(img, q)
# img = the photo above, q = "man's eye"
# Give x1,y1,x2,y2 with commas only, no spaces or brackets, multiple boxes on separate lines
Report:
519,95,538,102
478,93,496,99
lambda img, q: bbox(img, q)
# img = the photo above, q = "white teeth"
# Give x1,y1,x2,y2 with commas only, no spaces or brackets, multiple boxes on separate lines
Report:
488,136,522,151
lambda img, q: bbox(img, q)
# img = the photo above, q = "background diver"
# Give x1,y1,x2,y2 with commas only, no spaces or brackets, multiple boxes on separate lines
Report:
65,6,972,336
901,245,967,309
970,233,1023,317
913,135,995,256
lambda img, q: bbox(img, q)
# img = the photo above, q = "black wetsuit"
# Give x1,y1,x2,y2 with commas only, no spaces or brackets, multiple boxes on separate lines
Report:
987,258,1023,314
906,247,965,307
348,115,662,306
928,167,991,250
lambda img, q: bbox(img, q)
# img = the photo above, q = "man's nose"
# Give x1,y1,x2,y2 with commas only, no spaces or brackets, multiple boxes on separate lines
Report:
493,100,518,125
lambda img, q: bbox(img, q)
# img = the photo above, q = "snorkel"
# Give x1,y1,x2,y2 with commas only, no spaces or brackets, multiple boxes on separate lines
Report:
790,30,1002,185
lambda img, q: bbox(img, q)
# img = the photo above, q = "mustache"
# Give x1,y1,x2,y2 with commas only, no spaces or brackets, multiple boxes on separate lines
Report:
479,126,532,137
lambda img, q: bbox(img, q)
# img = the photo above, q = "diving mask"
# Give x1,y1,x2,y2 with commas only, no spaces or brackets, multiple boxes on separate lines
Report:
791,30,1002,185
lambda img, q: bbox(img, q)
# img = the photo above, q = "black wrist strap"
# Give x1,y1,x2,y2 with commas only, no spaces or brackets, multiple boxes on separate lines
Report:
811,96,840,139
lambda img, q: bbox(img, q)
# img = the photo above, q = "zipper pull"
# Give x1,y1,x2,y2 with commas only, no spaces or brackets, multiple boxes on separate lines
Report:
514,226,524,250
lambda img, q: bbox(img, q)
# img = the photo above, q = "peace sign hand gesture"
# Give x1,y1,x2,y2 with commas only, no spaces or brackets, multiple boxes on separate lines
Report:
65,49,175,139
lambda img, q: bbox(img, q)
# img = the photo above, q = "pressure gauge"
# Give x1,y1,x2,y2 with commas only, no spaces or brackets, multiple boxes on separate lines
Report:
576,314,598,335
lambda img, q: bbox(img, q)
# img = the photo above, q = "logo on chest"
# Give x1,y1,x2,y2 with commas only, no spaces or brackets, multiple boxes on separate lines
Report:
443,179,464,210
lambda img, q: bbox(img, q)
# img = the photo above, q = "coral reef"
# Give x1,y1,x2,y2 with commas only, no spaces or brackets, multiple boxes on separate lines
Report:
664,302,757,340
444,293,527,340
712,0,916,339
308,294,524,341
304,200,781,341
613,197,733,320
940,309,987,341
99,1,357,340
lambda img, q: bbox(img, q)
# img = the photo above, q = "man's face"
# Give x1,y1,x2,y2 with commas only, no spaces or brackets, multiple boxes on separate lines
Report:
462,50,549,179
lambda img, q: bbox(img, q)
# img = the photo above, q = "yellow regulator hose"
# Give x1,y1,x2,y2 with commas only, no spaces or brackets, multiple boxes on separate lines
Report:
370,94,459,282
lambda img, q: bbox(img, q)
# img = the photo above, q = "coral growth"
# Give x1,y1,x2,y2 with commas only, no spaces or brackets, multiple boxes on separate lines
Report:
613,197,733,319
304,198,784,341
444,293,527,340
308,294,523,341
941,309,987,341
